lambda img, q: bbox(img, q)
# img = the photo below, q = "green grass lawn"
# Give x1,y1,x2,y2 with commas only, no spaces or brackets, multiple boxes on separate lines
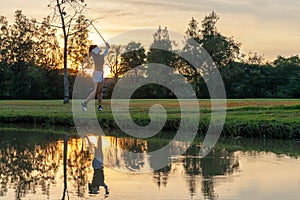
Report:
0,99,300,139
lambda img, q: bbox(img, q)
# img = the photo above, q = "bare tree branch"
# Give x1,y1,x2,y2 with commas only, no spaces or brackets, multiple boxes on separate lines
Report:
32,20,62,29
68,21,91,36
48,0,88,103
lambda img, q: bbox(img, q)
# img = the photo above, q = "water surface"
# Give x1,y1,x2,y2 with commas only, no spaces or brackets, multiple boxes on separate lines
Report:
0,129,299,200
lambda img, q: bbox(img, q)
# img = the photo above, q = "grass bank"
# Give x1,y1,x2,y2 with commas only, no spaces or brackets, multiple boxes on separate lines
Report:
0,99,300,139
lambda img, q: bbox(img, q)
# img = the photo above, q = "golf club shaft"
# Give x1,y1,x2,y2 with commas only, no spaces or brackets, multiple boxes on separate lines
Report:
91,22,107,44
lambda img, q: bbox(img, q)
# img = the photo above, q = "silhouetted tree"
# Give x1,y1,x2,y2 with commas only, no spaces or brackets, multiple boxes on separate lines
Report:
120,41,147,84
107,44,124,83
48,0,88,103
200,11,241,68
145,26,177,98
68,15,90,72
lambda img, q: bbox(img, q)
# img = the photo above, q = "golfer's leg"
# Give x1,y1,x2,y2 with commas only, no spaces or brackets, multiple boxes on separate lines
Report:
86,83,98,103
94,136,103,162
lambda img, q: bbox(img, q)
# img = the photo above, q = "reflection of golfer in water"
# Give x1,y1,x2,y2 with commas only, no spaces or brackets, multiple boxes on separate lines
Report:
88,136,109,195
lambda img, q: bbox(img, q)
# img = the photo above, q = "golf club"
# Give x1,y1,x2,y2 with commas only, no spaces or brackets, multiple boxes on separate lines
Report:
86,19,108,44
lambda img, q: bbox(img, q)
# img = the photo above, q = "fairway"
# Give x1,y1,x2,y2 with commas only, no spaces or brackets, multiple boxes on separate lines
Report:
0,99,300,139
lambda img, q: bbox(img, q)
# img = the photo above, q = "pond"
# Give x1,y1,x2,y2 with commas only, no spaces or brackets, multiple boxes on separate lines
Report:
0,128,300,200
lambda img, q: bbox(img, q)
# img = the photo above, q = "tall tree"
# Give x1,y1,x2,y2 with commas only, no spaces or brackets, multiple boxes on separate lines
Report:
107,44,123,83
0,11,63,100
185,17,201,43
179,17,204,97
200,11,241,68
147,26,175,66
272,55,300,97
33,16,63,99
0,16,9,98
179,13,241,97
120,41,147,84
3,10,36,99
0,16,9,62
243,51,265,65
273,55,300,67
48,0,88,103
143,26,177,98
34,16,62,69
68,15,90,72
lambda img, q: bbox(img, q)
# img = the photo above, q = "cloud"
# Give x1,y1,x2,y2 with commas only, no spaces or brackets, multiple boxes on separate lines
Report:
90,0,300,15
89,0,300,27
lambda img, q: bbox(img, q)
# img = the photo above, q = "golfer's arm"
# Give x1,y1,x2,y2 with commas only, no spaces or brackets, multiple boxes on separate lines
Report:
102,45,110,56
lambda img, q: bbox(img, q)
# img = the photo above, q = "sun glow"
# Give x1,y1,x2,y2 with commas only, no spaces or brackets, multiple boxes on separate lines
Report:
81,64,111,78
83,135,112,150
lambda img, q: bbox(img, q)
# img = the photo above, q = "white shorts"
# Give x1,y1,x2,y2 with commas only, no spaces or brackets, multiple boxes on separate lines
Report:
92,71,104,83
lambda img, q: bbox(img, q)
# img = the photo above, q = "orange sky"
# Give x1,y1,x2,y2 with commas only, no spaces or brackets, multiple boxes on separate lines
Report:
2,0,300,61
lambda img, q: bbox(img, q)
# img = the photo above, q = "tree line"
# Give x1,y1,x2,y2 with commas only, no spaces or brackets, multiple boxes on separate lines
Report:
0,10,299,100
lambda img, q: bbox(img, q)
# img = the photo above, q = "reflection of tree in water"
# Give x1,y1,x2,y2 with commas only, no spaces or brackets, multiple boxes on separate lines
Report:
183,145,201,197
0,133,96,199
67,138,92,197
106,137,148,171
0,133,62,199
106,136,172,187
152,165,171,189
184,145,240,199
148,140,172,189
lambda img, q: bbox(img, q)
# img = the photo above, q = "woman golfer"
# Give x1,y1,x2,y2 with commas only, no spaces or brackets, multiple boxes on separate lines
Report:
82,43,110,111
